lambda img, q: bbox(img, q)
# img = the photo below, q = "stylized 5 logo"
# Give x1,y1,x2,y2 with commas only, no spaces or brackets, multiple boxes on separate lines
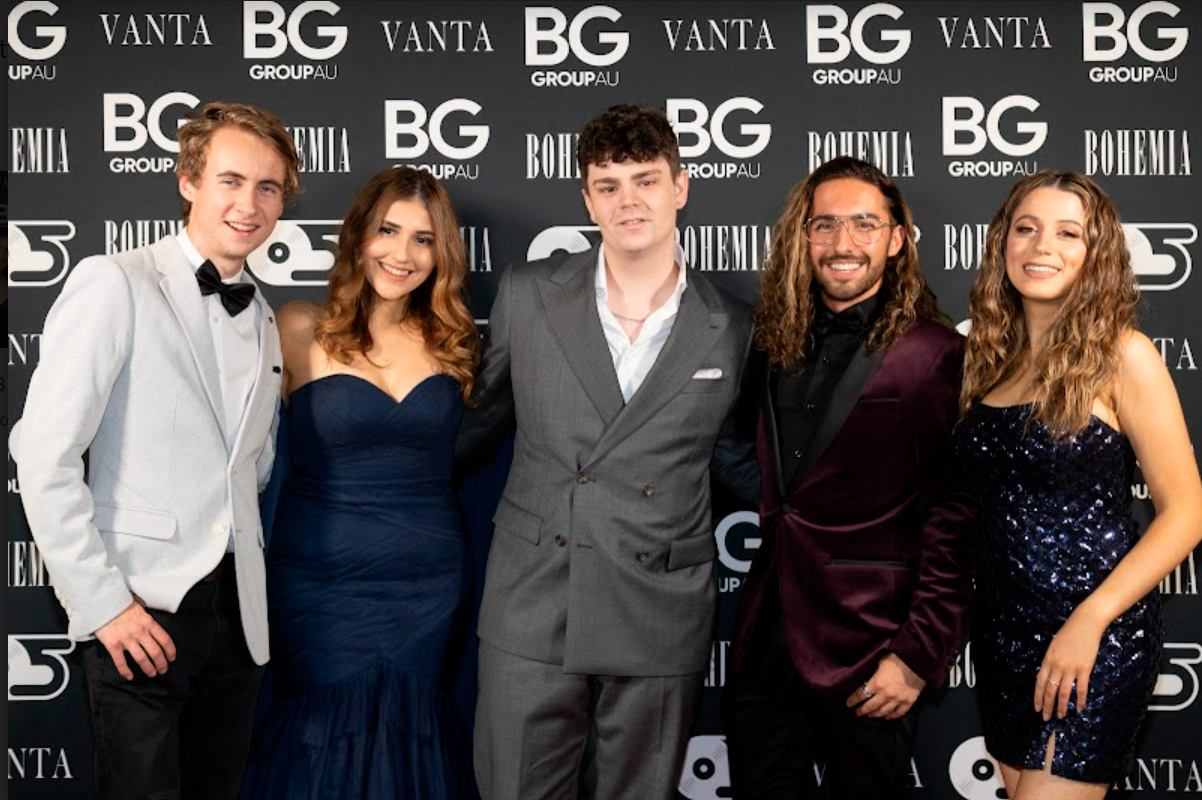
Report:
1150,642,1202,712
8,635,75,702
1124,223,1196,292
8,221,75,288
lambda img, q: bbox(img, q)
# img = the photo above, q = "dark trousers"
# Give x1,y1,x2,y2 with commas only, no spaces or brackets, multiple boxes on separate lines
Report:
723,613,918,800
83,556,264,800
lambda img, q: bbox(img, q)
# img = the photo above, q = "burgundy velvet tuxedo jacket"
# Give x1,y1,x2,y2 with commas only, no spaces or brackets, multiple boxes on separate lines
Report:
730,317,978,696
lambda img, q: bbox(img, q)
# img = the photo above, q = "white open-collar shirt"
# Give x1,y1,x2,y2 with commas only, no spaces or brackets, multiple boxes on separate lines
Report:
594,242,689,403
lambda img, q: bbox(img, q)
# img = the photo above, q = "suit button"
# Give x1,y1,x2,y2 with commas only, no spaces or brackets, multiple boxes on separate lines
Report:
781,503,793,514
555,535,567,547
576,472,591,484
212,522,227,535
637,552,650,563
642,484,656,497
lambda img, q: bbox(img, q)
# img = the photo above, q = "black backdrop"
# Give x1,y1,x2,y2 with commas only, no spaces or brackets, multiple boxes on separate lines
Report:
8,2,1201,797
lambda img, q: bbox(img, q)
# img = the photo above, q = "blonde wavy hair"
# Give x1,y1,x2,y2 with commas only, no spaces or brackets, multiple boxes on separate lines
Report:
960,171,1138,439
315,167,479,401
755,157,948,372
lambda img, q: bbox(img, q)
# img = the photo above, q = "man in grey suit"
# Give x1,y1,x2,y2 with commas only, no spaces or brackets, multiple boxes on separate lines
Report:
15,102,299,800
456,104,758,799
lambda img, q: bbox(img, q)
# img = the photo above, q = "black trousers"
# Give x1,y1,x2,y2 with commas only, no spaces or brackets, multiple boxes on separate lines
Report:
723,612,919,800
83,556,264,800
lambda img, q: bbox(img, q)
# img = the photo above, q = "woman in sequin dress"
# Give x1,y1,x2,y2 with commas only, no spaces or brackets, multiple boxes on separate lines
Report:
956,171,1202,800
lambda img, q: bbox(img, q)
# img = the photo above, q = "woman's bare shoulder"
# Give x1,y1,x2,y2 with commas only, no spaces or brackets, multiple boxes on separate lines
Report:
277,300,325,339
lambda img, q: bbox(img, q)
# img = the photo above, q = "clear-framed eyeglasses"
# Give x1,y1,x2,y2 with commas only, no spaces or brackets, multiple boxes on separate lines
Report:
803,215,896,246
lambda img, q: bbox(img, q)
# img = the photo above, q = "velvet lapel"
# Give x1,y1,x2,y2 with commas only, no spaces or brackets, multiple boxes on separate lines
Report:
760,352,787,499
788,343,886,494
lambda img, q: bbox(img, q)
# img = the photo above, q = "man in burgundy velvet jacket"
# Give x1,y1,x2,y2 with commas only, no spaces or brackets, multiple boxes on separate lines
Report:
724,157,977,799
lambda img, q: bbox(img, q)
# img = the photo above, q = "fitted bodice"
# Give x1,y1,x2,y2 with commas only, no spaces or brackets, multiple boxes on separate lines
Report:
284,373,461,497
957,402,1138,603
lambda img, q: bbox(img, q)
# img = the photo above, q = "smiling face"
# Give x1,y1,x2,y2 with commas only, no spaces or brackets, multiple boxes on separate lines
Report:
1004,186,1088,308
807,177,904,313
581,156,688,266
179,126,287,277
362,199,437,307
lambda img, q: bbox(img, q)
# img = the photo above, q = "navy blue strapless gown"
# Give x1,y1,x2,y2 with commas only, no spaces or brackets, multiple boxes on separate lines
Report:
240,374,477,799
956,403,1161,784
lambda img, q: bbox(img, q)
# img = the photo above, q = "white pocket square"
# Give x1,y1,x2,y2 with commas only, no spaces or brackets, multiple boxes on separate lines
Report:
692,368,723,380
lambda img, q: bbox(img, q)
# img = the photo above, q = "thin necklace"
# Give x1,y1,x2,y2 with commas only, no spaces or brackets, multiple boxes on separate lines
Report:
609,308,648,323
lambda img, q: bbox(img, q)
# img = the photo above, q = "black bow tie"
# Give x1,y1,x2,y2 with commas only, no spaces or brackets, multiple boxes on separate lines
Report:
812,306,870,337
196,261,256,316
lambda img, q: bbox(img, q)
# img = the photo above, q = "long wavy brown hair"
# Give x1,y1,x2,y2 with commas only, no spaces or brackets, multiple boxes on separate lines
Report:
960,171,1138,439
315,167,479,400
755,157,948,372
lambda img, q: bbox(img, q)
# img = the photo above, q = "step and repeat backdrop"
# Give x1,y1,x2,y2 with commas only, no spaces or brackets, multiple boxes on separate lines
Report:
8,1,1201,797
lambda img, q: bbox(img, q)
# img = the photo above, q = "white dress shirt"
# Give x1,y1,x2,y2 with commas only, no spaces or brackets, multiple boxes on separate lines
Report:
177,232,261,550
594,242,689,403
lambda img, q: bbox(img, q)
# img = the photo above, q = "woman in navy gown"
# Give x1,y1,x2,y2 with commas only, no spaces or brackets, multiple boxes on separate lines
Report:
956,171,1202,800
240,167,479,798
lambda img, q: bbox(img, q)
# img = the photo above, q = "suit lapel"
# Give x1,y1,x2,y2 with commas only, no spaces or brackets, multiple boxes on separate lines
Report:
154,238,226,434
789,342,886,491
760,354,787,498
539,251,625,427
584,277,727,468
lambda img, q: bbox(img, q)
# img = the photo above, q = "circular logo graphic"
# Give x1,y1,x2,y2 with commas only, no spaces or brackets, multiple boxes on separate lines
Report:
948,736,1007,800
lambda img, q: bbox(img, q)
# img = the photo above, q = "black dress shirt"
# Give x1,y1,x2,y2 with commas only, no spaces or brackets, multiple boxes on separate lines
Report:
772,291,887,490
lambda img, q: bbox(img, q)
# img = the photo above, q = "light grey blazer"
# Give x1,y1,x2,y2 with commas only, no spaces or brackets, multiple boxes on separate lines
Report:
15,235,281,665
455,247,756,676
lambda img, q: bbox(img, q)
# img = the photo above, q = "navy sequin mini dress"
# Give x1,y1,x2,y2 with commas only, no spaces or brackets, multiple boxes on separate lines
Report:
956,403,1161,784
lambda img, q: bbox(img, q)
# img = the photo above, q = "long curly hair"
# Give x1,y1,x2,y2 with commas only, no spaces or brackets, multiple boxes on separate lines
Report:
315,167,479,400
960,170,1138,439
755,156,948,372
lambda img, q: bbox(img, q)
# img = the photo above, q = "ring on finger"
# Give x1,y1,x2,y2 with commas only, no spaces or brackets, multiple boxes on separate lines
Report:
860,683,875,699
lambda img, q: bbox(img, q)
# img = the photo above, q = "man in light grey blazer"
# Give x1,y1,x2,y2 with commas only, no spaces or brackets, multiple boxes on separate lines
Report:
14,102,299,800
456,105,759,800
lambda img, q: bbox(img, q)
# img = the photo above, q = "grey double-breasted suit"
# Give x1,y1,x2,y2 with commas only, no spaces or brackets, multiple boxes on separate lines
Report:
457,247,756,675
456,246,757,797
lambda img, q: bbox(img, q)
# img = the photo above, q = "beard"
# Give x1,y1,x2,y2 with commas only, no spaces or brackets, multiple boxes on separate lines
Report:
811,253,888,306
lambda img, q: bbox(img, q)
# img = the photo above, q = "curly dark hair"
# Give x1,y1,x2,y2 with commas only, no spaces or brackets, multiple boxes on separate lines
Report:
576,104,680,188
755,156,950,372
